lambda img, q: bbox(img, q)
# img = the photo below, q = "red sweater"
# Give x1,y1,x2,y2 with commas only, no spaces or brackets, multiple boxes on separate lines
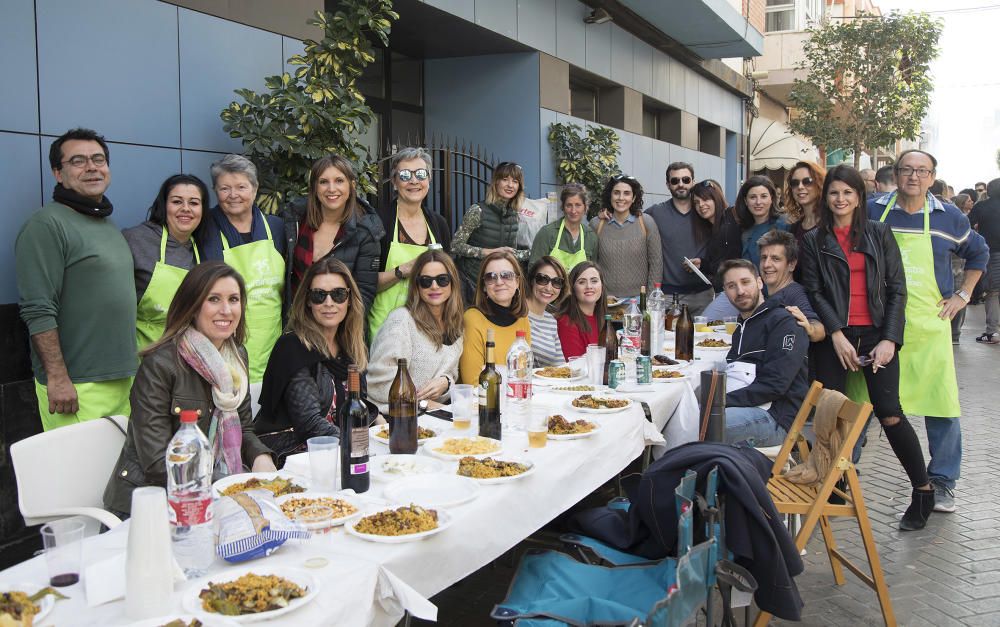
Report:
834,226,873,326
557,313,599,360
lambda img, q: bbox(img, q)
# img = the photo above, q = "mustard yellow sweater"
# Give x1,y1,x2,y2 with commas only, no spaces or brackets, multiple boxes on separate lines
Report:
459,308,532,384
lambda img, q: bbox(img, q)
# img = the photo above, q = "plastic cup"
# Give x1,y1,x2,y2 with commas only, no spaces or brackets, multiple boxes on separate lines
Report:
451,384,476,430
42,518,86,587
586,344,605,387
568,356,587,379
694,316,712,332
527,405,549,449
307,436,340,492
724,316,738,335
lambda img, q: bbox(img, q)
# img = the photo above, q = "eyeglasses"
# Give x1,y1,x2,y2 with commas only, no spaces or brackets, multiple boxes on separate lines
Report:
496,162,523,171
397,168,429,182
417,274,451,289
533,273,565,289
611,173,636,183
484,271,517,285
308,287,350,305
789,176,814,188
62,153,107,168
896,166,934,179
669,176,693,185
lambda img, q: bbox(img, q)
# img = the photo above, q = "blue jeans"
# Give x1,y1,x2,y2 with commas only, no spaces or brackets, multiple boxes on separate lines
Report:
725,406,787,447
925,417,962,490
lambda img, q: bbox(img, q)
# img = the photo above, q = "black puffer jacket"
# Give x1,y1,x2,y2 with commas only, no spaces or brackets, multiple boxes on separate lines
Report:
281,196,385,313
800,220,907,346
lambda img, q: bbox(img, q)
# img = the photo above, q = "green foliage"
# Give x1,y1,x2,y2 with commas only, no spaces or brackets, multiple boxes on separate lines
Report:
220,2,398,213
789,12,941,168
548,123,620,217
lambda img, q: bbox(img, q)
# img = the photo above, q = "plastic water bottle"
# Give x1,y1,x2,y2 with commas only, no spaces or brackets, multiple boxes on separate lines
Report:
622,299,642,383
166,410,214,578
505,330,534,431
648,283,666,356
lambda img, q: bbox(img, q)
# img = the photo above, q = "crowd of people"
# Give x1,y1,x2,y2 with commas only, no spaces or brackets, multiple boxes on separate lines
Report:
15,128,994,530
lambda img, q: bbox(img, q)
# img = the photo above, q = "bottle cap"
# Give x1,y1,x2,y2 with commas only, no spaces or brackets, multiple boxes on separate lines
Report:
179,410,198,423
486,328,495,343
397,358,408,367
516,330,526,338
654,282,661,288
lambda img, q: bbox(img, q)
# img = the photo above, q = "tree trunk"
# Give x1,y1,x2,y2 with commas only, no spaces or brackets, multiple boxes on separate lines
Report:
853,145,862,169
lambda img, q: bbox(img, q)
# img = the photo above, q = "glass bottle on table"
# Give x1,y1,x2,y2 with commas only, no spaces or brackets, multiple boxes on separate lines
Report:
388,358,418,454
479,328,502,440
639,285,651,356
675,304,694,361
599,314,617,385
665,293,681,331
340,365,370,493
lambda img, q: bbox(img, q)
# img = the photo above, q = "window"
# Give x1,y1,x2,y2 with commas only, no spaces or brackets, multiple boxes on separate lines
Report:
765,0,823,33
570,83,598,122
642,107,658,139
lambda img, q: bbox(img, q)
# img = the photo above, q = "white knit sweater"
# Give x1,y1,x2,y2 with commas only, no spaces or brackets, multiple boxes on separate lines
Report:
367,307,464,413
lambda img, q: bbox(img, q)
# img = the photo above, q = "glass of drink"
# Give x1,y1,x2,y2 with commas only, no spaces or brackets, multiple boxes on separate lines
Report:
527,405,549,449
42,518,86,587
724,316,738,335
307,436,340,492
568,356,587,379
694,315,711,332
450,384,475,430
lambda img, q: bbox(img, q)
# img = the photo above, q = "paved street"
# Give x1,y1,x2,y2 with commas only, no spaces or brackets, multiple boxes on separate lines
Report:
418,304,1000,626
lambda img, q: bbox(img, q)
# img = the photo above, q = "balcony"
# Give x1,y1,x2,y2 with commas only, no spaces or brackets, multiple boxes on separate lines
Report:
617,0,764,59
755,30,809,106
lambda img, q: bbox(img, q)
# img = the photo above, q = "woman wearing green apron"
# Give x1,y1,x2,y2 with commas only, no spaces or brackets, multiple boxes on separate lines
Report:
528,183,597,273
124,174,208,348
197,155,286,384
370,148,452,339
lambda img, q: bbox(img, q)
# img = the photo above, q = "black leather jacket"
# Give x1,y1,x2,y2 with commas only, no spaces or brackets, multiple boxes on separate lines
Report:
800,221,907,345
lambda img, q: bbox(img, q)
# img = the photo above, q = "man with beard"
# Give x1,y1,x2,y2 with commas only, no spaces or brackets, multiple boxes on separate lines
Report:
646,162,714,313
719,259,808,447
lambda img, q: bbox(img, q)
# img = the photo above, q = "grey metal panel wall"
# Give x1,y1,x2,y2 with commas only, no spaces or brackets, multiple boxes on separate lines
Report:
425,0,475,23
632,39,653,96
475,0,517,39
2,133,43,304
584,21,612,79
517,0,557,57
610,26,634,88
1,0,39,134
555,0,587,68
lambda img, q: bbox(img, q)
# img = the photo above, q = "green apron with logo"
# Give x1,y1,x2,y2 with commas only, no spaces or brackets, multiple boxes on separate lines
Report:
136,227,200,349
847,195,960,417
367,215,436,339
221,217,285,383
36,377,132,431
549,219,589,273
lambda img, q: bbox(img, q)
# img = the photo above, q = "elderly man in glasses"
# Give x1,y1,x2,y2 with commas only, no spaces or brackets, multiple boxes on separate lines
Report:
646,162,715,314
867,149,989,514
15,128,137,430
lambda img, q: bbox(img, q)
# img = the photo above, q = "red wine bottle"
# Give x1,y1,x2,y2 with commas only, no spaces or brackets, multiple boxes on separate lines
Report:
339,365,370,493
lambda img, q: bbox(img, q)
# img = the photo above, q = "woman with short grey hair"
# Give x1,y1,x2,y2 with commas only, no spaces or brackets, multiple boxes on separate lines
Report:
369,146,452,338
197,153,286,383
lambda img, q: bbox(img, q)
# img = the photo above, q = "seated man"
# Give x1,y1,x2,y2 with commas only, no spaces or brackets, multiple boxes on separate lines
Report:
758,230,825,342
719,259,809,447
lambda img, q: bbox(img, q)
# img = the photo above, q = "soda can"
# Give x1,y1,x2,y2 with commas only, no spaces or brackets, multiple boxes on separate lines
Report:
637,356,652,385
607,360,626,390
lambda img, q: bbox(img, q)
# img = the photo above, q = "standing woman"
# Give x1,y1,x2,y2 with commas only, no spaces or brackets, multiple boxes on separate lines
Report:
197,155,286,383
691,180,741,291
801,165,933,531
459,251,532,384
452,162,529,302
368,250,465,412
590,174,662,300
282,155,383,315
557,261,608,361
736,175,788,268
124,174,207,348
104,262,275,515
525,256,568,367
369,147,452,339
529,183,598,271
783,161,827,251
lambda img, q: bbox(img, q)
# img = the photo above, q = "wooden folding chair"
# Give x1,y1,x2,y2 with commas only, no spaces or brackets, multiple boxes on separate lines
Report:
753,381,896,627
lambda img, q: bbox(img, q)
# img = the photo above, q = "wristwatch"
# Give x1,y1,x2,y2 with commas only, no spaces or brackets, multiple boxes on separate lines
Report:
394,265,405,280
955,289,970,303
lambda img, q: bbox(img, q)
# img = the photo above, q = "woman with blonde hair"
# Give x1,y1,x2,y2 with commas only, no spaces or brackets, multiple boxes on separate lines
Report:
255,257,379,466
104,261,275,515
368,249,465,412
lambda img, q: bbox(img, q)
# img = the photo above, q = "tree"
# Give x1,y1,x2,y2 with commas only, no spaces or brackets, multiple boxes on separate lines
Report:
789,12,941,169
220,2,398,212
548,123,620,218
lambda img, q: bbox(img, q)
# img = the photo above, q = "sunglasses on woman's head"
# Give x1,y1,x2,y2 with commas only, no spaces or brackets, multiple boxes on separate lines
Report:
417,274,451,289
496,162,523,171
484,270,517,284
611,173,636,182
669,176,692,185
790,176,814,188
308,287,350,305
397,168,429,182
533,273,565,289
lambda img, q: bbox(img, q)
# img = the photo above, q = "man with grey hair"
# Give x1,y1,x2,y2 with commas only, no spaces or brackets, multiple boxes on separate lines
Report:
860,168,877,194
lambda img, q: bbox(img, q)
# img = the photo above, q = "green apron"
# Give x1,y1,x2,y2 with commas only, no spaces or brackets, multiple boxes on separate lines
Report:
221,217,285,383
36,377,132,431
852,194,959,417
367,215,436,339
549,219,588,273
136,227,200,349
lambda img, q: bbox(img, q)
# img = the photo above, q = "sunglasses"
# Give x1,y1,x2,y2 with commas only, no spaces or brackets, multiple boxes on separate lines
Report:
484,270,517,285
669,176,692,185
790,177,814,188
308,287,350,305
611,173,636,183
533,273,565,289
417,274,451,289
496,161,523,171
397,168,429,182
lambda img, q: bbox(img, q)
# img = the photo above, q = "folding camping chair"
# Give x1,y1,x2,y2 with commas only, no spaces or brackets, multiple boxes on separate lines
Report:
754,381,896,627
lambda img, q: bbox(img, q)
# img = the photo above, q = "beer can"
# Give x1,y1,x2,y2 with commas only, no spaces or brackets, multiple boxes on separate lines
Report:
637,355,652,385
608,360,626,389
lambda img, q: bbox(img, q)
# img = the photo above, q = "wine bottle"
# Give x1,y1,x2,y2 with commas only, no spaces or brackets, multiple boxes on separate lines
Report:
339,365,370,493
639,285,651,356
665,293,681,331
388,358,418,454
675,304,694,361
601,314,617,385
478,329,502,440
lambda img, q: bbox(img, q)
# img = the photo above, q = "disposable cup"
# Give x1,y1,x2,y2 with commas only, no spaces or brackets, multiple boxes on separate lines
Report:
451,384,476,430
307,436,340,492
41,518,86,587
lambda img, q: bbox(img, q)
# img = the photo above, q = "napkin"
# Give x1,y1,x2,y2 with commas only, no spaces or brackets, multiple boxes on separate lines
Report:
283,452,311,478
85,552,186,607
375,566,437,621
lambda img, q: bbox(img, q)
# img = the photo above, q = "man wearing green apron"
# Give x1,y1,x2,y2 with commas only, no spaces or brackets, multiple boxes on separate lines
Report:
868,150,989,513
528,184,597,272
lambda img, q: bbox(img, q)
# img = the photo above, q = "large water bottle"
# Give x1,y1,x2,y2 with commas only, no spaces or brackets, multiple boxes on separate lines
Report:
505,330,534,431
648,283,666,356
621,298,642,383
166,410,214,578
